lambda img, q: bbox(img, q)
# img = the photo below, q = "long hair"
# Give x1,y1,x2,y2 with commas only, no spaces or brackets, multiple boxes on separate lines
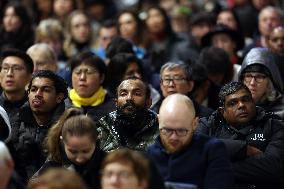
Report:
45,108,98,163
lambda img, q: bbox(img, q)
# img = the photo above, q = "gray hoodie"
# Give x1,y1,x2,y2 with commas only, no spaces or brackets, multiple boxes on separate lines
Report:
239,47,284,119
0,106,11,142
238,47,284,93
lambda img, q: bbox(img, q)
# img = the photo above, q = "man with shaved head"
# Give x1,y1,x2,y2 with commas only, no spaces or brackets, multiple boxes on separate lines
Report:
147,94,233,189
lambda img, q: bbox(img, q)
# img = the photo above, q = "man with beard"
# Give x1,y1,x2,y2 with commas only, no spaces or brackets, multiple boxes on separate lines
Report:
147,94,233,189
197,82,284,188
97,77,159,152
13,70,68,182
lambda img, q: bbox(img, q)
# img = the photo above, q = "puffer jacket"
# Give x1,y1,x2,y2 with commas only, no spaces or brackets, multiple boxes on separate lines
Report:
197,107,284,189
239,47,284,119
13,102,65,182
97,110,159,152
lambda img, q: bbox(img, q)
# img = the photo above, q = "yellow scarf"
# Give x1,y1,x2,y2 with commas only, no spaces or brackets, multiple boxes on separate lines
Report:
69,87,106,107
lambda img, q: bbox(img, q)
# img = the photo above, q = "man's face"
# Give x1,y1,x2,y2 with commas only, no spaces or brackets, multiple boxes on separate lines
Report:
99,27,118,49
258,9,281,38
1,56,31,94
159,104,197,154
116,79,150,116
101,162,146,189
268,27,284,55
28,77,63,115
160,68,193,97
27,49,57,73
222,89,256,127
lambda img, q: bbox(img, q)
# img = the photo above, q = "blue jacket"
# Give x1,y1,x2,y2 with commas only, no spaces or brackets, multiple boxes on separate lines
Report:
147,134,233,189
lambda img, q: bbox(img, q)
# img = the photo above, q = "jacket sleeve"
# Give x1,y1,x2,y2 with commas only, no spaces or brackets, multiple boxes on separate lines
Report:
233,119,284,182
204,139,234,189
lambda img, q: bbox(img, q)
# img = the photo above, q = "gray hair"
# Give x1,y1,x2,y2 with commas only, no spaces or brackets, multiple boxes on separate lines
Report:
160,62,192,79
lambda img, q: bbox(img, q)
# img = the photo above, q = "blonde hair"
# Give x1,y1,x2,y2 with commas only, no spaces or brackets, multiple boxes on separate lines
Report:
63,10,94,58
36,19,64,42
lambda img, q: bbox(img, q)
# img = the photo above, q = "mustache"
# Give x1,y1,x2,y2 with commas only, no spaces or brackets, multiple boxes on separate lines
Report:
121,101,137,110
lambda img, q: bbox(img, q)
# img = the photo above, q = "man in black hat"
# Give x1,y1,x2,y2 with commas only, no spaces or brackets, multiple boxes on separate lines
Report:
201,24,244,65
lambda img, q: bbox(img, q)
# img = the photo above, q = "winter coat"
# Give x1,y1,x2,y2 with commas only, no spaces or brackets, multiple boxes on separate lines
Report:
0,92,28,143
97,110,159,152
147,134,234,189
33,145,106,189
13,102,65,181
239,47,284,120
197,107,284,189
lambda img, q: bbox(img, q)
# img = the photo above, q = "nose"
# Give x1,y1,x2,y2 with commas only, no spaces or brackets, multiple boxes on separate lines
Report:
169,131,179,140
249,77,257,85
75,155,85,164
35,89,43,97
79,72,86,80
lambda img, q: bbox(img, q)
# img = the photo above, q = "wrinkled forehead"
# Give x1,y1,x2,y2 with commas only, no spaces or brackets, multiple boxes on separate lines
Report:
118,79,146,91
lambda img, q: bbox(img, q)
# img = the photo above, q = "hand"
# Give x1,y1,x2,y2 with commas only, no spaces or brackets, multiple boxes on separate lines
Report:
246,145,263,157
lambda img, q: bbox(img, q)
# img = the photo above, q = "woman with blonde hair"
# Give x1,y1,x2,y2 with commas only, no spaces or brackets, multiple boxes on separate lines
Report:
33,108,106,189
63,10,95,59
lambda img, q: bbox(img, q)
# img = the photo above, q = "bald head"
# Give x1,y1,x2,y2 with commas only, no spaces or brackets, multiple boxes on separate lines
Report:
159,94,196,129
158,94,197,153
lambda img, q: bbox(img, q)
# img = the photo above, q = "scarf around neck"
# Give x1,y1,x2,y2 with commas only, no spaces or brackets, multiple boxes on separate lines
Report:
69,86,106,107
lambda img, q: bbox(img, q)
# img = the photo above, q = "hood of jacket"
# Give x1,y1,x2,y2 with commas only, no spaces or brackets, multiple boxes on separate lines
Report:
0,106,11,142
239,47,284,93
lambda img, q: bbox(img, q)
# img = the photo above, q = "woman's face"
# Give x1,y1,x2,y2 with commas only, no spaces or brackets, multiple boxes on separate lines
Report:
72,63,104,98
3,6,22,32
70,13,91,44
53,0,74,17
64,134,96,165
118,13,138,40
146,8,166,34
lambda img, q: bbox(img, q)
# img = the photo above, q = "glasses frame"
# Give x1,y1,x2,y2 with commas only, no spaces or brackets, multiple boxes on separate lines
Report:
159,128,189,137
243,73,267,83
161,77,188,86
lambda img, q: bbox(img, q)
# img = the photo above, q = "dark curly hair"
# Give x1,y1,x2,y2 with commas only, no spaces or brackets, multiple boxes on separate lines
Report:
28,70,68,100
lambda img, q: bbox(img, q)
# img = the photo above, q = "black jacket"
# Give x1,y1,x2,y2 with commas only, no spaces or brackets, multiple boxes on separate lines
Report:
34,145,106,189
0,92,28,144
13,102,65,182
197,107,284,189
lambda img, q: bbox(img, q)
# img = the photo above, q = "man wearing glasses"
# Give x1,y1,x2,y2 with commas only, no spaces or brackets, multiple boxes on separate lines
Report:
148,94,233,189
0,49,34,144
238,47,284,120
152,62,213,118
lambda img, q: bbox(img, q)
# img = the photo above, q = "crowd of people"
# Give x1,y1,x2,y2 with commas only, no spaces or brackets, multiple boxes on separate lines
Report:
0,0,284,189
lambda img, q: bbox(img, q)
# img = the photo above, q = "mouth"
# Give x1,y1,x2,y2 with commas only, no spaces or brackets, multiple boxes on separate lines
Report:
32,99,44,108
237,111,249,118
5,80,14,86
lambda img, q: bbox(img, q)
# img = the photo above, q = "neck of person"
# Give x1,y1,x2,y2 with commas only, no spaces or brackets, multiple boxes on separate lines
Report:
4,90,26,102
33,112,52,126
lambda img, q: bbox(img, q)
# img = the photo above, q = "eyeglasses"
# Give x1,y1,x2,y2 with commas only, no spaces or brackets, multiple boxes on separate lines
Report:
243,73,267,83
161,77,187,86
73,67,99,76
160,128,189,137
1,65,25,74
101,170,134,180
